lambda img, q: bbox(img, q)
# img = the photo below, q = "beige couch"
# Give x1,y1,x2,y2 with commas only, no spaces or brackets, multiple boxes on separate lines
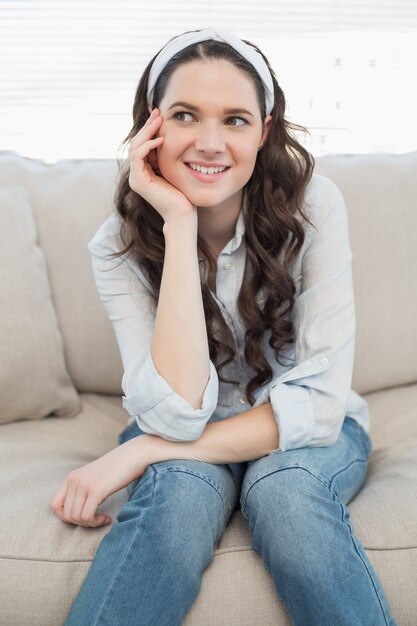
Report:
0,150,416,626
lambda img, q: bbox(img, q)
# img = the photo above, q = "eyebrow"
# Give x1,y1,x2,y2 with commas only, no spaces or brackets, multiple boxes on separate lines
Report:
167,101,255,118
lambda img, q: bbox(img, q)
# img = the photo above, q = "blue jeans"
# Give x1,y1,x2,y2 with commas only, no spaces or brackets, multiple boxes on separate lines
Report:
64,416,397,626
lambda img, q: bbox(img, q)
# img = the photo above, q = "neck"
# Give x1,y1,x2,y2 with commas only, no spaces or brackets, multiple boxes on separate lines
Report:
197,189,243,247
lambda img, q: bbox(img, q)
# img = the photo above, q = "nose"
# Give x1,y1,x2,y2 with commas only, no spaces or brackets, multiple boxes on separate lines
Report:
194,122,226,154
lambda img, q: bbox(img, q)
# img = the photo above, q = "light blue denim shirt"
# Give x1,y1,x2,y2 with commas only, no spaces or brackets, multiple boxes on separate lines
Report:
87,173,370,453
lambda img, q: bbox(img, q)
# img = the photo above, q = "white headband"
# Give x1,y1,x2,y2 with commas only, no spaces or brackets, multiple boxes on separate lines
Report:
147,28,275,115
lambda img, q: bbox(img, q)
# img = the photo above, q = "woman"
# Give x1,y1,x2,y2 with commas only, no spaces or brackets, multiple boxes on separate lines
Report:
51,28,397,626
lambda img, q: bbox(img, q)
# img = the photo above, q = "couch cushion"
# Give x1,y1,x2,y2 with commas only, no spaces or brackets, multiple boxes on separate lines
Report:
0,187,80,424
315,151,417,395
0,151,124,397
0,151,416,402
0,388,415,624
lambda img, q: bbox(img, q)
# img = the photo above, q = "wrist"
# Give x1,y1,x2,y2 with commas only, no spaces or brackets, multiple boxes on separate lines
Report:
127,433,196,466
163,210,197,236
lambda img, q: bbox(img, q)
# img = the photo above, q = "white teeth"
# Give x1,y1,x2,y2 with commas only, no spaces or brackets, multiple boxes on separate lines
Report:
188,163,227,174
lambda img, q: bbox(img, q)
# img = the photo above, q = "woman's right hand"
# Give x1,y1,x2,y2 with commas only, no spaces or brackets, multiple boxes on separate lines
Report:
128,108,197,225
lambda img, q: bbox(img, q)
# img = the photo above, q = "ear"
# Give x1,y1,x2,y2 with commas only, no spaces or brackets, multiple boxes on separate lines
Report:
258,114,273,150
147,105,153,115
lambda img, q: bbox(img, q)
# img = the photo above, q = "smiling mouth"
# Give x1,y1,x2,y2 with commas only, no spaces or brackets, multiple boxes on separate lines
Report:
184,163,231,179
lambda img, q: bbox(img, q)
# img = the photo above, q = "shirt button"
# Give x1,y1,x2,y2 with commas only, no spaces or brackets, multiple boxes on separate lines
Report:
224,263,232,270
239,398,245,404
320,356,328,365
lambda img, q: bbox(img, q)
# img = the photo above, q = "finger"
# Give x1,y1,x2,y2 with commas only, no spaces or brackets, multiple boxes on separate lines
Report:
130,136,164,163
50,481,68,511
132,114,162,143
63,483,77,522
144,107,159,127
70,485,90,525
129,135,164,165
130,115,163,152
129,117,163,163
49,482,67,521
81,494,111,527
147,107,159,122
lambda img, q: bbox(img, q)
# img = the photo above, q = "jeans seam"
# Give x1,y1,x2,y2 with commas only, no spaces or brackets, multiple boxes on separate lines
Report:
328,458,368,495
241,465,330,517
159,465,229,518
242,466,394,625
92,466,158,626
242,456,369,515
336,493,393,625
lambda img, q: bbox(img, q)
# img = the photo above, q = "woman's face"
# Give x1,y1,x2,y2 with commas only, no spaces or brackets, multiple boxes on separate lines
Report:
153,59,272,210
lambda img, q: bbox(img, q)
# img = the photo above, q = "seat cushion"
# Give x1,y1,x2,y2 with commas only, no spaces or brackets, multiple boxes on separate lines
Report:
0,388,416,625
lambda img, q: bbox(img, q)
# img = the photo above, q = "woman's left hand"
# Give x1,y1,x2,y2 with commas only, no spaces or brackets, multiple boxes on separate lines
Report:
49,438,153,528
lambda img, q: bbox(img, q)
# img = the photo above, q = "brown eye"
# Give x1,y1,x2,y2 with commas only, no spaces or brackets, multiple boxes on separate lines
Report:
173,111,194,122
225,117,248,126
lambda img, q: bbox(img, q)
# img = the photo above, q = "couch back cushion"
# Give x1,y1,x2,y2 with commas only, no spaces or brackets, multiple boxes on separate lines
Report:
0,150,415,397
0,187,81,423
0,152,124,396
315,152,417,394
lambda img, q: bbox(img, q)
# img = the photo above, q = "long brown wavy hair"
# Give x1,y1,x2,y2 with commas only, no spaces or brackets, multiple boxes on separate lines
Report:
107,30,316,407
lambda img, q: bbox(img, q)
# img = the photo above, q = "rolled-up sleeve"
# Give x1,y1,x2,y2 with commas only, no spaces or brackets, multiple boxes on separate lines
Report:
265,178,356,453
88,234,219,442
123,350,219,441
